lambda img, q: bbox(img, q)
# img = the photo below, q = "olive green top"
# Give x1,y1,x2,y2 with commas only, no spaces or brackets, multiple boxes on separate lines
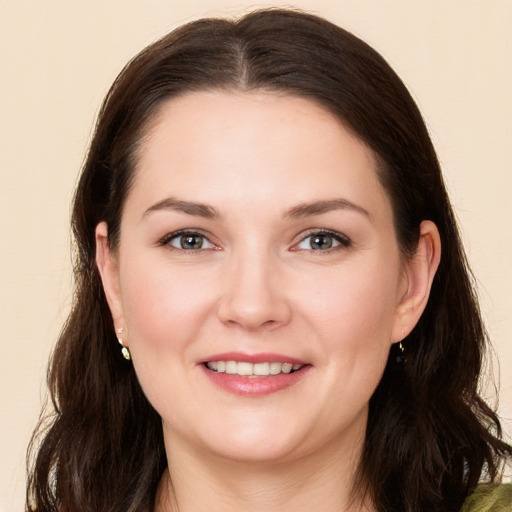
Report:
461,484,512,512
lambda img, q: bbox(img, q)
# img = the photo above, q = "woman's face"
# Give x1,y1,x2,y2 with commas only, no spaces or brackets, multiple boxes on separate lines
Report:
99,91,414,464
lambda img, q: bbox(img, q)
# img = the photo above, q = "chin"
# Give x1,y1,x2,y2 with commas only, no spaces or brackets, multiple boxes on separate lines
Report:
166,411,312,465
204,436,306,465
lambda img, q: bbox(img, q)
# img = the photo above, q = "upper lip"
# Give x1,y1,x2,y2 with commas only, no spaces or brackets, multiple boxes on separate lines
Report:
200,352,309,365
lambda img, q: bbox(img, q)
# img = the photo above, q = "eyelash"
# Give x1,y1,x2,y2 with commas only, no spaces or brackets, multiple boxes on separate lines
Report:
158,228,351,253
158,230,218,252
293,229,352,253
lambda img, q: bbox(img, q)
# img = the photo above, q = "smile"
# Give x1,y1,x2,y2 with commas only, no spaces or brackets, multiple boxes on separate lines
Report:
205,361,304,377
201,355,311,396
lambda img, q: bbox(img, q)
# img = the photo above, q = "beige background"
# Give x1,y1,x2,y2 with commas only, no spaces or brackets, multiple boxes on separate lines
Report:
1,1,511,510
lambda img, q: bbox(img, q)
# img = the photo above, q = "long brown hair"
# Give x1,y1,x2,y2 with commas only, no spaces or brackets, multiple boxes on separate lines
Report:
26,9,510,512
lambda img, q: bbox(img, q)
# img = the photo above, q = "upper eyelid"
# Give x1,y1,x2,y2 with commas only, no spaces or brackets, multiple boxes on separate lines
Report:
297,228,351,243
288,229,352,254
158,227,351,248
159,229,214,246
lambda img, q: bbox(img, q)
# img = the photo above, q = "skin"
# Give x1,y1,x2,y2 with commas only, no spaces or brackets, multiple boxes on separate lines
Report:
96,91,441,511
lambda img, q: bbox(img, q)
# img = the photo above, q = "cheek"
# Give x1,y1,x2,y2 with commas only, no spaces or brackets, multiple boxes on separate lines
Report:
297,255,402,406
119,257,215,355
298,259,400,343
117,259,216,418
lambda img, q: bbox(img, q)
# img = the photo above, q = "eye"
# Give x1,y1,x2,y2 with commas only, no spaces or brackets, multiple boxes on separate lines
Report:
161,230,216,251
294,230,351,251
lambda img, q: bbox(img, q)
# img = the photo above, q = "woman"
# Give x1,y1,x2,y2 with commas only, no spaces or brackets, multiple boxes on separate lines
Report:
26,8,511,512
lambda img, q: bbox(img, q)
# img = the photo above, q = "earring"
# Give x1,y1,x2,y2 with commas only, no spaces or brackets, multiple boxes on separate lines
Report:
395,340,406,364
117,327,131,361
395,329,406,364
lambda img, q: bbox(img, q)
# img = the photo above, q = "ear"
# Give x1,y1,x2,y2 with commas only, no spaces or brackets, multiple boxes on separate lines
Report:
392,220,441,342
95,221,126,334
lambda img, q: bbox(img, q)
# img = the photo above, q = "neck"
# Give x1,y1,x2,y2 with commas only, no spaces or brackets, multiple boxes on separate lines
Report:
155,429,374,512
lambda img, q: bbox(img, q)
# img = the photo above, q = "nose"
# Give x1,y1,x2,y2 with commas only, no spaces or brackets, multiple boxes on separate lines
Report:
216,250,292,331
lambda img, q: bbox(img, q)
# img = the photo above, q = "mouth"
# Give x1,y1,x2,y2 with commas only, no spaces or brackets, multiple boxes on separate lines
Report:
204,361,305,377
200,354,311,396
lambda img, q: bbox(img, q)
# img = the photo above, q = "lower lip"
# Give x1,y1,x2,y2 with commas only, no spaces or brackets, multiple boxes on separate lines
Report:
201,365,311,396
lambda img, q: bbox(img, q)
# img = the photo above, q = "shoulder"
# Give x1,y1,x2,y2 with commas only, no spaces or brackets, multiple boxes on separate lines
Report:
461,483,512,512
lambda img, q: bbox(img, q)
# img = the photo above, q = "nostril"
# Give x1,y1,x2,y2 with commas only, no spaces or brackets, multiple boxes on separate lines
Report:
216,265,292,329
217,300,291,331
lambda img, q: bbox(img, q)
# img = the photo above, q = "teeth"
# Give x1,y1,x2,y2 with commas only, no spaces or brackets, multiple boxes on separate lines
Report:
225,361,237,374
205,361,304,376
269,362,282,375
282,363,293,374
237,362,253,376
254,362,269,376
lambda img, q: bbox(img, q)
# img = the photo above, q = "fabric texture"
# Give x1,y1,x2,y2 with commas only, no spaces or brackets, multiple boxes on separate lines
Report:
461,483,512,512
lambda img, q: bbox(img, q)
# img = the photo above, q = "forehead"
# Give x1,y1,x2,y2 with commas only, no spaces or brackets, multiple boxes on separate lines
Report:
127,90,390,219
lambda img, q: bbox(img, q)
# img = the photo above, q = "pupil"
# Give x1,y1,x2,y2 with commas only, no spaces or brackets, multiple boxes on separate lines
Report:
311,234,332,250
181,235,203,249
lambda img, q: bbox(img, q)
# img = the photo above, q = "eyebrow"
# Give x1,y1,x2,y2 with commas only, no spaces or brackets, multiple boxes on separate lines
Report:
285,198,371,220
143,197,221,219
142,197,370,221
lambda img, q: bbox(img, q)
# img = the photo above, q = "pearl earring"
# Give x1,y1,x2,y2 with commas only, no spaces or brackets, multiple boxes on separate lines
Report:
117,327,131,361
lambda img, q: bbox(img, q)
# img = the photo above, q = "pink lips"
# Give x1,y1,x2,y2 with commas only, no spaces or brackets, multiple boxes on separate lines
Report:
200,352,311,396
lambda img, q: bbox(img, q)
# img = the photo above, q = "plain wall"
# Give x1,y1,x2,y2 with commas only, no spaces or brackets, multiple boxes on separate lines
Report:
1,1,511,510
